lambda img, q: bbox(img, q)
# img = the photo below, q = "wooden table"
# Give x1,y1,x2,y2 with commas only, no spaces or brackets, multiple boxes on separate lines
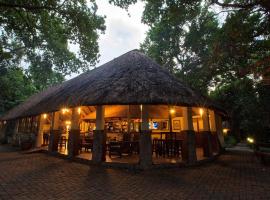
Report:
107,141,139,158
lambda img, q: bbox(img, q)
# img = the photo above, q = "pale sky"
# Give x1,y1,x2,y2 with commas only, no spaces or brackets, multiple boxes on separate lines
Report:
95,0,148,65
67,1,148,79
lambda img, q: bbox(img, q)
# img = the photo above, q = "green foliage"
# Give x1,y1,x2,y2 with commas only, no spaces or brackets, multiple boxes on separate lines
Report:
0,67,36,115
224,135,237,147
110,0,270,141
0,0,106,115
28,56,64,91
0,0,105,75
210,78,264,139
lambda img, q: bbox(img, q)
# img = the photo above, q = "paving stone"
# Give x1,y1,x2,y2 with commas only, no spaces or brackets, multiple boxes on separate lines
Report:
0,146,269,199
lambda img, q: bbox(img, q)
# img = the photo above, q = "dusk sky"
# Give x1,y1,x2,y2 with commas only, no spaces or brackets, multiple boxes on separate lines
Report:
96,0,148,66
67,1,148,79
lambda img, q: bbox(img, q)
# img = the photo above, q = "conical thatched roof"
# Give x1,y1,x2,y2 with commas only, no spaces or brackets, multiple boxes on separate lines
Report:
1,50,223,120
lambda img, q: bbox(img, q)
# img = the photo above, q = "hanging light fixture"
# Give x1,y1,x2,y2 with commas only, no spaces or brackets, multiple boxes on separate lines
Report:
170,108,175,114
62,108,69,114
65,120,71,125
43,114,47,119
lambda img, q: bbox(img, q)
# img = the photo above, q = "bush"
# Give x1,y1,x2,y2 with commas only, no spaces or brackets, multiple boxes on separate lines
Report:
224,135,237,147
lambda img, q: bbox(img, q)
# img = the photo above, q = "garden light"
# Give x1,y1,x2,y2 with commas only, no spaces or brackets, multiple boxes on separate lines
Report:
247,137,254,144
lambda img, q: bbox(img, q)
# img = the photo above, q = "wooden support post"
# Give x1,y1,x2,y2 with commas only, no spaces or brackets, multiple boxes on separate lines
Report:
168,106,173,134
215,113,225,149
209,110,220,153
0,121,7,142
68,107,80,158
92,105,106,164
209,110,216,132
139,105,152,169
35,115,45,148
127,105,131,134
181,107,197,163
48,112,60,153
201,108,213,157
202,109,210,131
13,120,19,145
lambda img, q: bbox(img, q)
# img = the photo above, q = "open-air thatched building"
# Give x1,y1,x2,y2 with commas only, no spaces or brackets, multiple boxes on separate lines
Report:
0,50,225,168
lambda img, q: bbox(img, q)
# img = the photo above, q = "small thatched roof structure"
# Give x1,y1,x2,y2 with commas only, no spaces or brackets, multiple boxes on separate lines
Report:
1,50,223,120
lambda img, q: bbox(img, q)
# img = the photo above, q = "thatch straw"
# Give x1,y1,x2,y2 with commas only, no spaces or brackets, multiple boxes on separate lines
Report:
1,50,224,120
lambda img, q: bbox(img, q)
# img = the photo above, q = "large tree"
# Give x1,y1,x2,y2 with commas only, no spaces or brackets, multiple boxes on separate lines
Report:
110,0,269,88
0,67,35,114
110,0,270,140
0,0,105,75
0,0,106,114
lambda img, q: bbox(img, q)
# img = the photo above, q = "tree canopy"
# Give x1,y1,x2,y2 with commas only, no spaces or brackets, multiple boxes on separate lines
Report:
0,0,105,114
110,0,270,140
1,0,105,75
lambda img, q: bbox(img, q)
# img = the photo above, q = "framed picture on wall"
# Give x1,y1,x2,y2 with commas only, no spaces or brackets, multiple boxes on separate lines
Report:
173,120,181,130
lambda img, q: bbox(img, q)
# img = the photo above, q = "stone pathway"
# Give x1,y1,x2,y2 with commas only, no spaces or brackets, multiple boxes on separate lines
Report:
0,145,269,200
226,142,254,152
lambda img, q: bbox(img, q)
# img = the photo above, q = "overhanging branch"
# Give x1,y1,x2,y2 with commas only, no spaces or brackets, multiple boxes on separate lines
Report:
0,2,55,11
212,0,257,10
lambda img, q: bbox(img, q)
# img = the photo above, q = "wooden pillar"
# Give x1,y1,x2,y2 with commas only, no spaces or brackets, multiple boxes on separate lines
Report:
209,110,216,132
48,112,60,152
202,109,210,131
3,121,10,143
183,107,194,131
92,105,106,164
52,112,60,130
139,105,152,169
68,107,80,158
168,106,173,134
215,113,225,148
201,108,213,157
0,121,7,141
127,105,131,134
13,120,19,145
181,107,197,163
35,115,45,148
210,110,220,153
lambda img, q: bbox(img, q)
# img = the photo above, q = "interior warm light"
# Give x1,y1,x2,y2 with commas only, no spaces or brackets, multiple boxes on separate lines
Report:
223,128,229,134
65,121,71,125
62,108,69,114
78,107,81,114
43,114,47,119
170,108,175,114
199,108,204,117
247,137,254,144
140,104,143,111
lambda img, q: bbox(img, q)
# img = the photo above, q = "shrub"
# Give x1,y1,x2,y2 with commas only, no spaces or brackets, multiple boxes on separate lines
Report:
224,135,237,147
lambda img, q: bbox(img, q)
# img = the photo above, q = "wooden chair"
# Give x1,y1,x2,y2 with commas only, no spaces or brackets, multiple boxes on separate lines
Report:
153,139,164,157
83,137,93,152
108,141,122,158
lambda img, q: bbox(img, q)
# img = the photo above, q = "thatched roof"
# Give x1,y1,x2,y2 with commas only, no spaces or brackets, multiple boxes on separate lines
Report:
1,50,224,120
